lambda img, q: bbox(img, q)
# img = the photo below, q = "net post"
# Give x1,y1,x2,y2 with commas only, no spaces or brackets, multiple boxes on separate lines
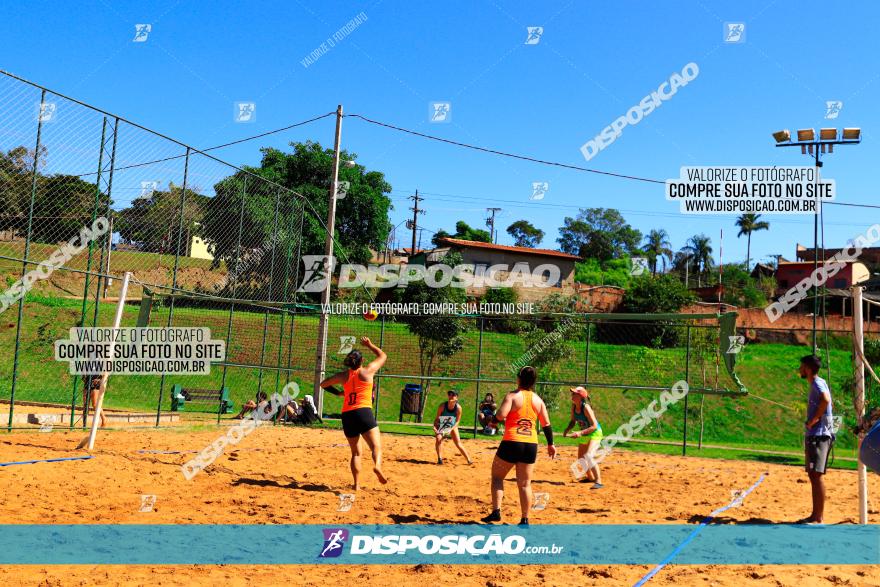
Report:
852,285,868,524
84,271,131,451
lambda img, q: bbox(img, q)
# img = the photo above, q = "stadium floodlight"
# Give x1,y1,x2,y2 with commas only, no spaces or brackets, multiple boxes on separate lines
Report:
772,129,791,143
797,128,815,142
771,123,861,353
843,127,862,141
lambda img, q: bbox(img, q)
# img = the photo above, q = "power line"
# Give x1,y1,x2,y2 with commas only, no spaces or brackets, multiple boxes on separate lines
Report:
75,111,336,178
346,113,665,185
389,190,866,227
826,201,880,210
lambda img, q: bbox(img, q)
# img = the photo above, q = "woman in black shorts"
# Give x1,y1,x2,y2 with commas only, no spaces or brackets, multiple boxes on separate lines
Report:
320,336,388,490
481,366,556,526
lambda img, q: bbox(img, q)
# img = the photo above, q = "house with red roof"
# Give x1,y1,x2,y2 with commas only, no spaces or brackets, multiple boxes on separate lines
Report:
422,237,581,301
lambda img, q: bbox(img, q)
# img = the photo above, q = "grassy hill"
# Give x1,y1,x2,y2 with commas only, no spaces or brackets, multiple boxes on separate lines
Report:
0,293,865,454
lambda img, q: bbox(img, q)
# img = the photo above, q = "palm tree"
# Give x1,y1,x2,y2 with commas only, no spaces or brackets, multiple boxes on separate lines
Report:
681,234,714,286
735,214,770,270
643,229,673,276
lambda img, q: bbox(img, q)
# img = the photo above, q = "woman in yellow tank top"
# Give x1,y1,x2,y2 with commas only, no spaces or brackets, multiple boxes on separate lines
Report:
320,336,388,491
481,366,557,526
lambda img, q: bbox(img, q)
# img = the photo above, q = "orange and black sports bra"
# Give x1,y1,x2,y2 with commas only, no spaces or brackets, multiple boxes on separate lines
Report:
342,369,373,412
502,390,538,444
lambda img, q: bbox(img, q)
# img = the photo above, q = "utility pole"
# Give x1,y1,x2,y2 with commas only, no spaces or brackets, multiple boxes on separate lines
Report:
684,254,689,289
314,104,343,418
408,190,424,255
486,207,501,243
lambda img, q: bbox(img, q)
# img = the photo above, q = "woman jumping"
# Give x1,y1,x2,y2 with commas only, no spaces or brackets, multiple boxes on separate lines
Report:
481,366,556,526
320,336,388,490
564,386,603,489
432,389,473,465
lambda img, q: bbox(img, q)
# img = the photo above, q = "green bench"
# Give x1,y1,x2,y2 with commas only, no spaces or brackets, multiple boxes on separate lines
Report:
170,384,234,414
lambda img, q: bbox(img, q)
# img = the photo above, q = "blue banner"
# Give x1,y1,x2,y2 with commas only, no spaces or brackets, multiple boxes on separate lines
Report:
0,525,877,565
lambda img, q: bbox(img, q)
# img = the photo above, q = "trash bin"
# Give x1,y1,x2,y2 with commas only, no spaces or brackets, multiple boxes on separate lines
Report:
399,384,423,422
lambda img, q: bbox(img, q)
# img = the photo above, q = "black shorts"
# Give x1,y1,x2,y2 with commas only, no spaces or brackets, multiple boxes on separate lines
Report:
496,440,538,464
341,407,377,438
805,435,833,474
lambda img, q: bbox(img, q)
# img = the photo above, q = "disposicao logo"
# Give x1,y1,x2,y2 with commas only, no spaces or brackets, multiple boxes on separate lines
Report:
319,528,349,558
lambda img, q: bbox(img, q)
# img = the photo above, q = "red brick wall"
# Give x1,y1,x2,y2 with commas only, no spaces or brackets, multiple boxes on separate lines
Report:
682,303,880,340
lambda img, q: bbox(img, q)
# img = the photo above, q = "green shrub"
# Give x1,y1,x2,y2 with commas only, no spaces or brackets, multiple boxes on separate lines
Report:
574,257,631,287
481,287,522,333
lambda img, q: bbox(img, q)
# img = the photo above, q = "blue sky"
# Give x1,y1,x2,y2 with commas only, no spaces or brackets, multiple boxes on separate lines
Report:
2,0,878,266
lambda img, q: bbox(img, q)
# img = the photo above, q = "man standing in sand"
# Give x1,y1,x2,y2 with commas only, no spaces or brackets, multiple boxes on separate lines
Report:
320,336,388,491
799,354,834,524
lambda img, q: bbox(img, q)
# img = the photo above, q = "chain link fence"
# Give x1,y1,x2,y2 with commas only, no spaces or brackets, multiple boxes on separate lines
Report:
0,70,324,430
0,70,867,456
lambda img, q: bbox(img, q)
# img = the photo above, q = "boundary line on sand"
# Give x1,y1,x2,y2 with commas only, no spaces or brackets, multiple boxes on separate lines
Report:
632,473,767,587
0,455,94,467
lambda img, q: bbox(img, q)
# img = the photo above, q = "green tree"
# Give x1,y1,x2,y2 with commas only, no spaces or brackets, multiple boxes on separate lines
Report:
711,263,768,308
395,253,468,418
0,146,110,242
506,219,544,248
735,213,770,270
433,220,492,244
32,174,111,243
558,208,641,261
598,274,697,347
622,274,696,314
643,228,673,276
116,184,205,253
430,229,451,246
0,146,38,234
521,294,585,410
681,234,714,286
201,141,392,297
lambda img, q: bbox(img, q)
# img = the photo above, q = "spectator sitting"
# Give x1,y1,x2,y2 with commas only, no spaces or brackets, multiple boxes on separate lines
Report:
301,395,322,424
82,374,106,428
282,398,304,422
281,395,322,425
478,393,498,435
235,392,268,419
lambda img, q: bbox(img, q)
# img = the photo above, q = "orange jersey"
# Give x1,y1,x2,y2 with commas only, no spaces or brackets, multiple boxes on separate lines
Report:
342,369,373,412
502,390,539,443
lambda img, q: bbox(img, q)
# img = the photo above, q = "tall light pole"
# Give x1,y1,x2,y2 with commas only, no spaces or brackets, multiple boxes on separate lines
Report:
314,104,344,417
772,127,861,351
